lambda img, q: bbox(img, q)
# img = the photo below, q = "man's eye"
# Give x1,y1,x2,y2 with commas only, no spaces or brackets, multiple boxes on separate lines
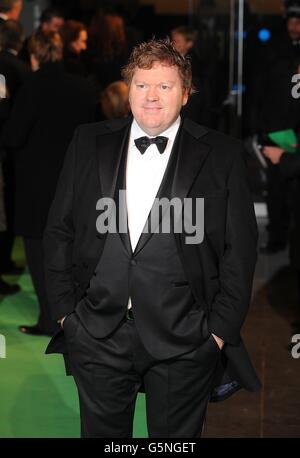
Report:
137,84,145,89
161,85,170,90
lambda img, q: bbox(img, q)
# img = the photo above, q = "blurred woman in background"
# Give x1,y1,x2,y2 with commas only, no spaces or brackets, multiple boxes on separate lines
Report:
60,19,88,76
87,10,130,90
99,80,130,120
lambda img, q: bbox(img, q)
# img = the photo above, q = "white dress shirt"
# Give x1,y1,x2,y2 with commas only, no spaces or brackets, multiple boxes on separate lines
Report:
126,116,181,309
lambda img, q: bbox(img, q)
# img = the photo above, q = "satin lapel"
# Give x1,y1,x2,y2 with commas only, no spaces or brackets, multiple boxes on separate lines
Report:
96,120,132,255
117,135,133,256
96,123,130,201
170,127,211,202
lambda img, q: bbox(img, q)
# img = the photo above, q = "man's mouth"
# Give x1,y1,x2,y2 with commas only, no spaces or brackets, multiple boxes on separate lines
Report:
142,107,162,111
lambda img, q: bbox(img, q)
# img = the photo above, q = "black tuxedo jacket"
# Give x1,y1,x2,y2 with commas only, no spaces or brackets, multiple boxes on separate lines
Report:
44,116,261,400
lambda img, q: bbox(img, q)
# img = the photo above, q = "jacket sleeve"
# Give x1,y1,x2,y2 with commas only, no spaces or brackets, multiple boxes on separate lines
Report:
43,126,80,321
1,79,36,151
208,147,258,345
279,153,300,179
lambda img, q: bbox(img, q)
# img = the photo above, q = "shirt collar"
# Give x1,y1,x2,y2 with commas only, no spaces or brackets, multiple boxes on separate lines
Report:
130,116,181,149
6,48,18,56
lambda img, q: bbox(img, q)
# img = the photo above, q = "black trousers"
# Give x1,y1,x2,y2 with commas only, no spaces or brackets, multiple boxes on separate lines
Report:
0,157,15,271
64,311,221,438
23,237,59,334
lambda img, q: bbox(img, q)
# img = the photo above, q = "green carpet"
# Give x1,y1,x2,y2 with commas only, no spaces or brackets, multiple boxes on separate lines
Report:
0,238,147,437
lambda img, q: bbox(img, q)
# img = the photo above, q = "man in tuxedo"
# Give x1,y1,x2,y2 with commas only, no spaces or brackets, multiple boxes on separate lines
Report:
44,38,261,438
2,30,95,335
0,1,25,282
263,144,300,338
0,20,30,281
251,1,300,255
18,7,65,64
0,0,22,23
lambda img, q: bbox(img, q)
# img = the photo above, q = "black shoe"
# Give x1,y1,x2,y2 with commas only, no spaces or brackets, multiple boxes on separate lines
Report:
0,261,24,275
18,325,52,336
0,278,20,295
260,241,287,254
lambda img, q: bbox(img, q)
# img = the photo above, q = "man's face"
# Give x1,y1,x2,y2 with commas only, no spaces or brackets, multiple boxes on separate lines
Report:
42,17,64,33
70,30,88,54
287,17,300,41
10,0,23,20
171,32,194,56
129,62,189,136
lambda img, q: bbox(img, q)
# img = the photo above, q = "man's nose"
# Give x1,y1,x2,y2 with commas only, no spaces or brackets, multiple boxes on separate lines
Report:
146,87,159,101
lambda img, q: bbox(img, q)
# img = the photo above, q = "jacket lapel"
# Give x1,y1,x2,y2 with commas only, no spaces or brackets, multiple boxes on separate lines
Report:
170,119,211,202
96,118,131,201
96,118,132,255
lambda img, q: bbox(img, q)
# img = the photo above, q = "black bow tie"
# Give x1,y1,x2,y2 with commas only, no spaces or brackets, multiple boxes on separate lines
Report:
134,136,168,154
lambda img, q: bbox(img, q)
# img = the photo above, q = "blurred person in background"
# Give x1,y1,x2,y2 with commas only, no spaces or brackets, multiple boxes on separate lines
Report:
263,142,300,335
0,162,5,232
285,0,300,50
0,20,29,98
39,7,64,34
170,25,214,128
0,0,22,24
0,152,8,294
87,9,130,90
250,1,300,254
19,7,65,64
171,26,197,57
60,19,88,77
0,19,30,294
1,30,96,335
98,80,130,120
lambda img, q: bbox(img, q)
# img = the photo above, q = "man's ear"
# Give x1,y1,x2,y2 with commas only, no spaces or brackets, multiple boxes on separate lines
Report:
182,88,189,107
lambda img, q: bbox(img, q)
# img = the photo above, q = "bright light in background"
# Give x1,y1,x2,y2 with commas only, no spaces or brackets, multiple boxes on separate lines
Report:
234,31,248,39
232,83,246,93
258,28,271,42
